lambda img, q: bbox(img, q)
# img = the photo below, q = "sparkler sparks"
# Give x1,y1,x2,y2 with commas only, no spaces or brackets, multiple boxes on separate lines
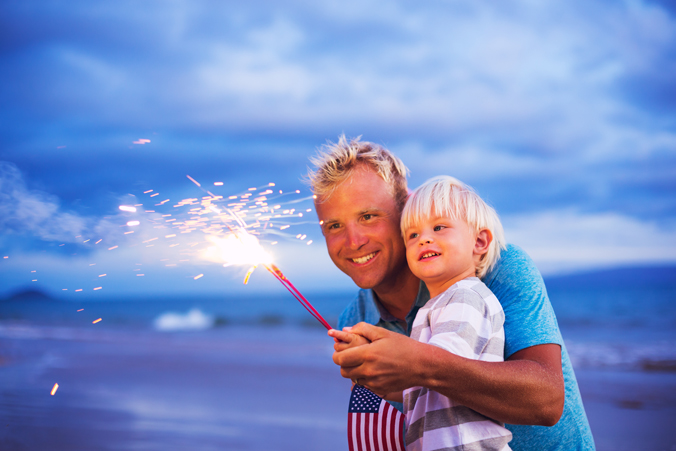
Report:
13,175,319,329
243,266,257,285
51,383,59,395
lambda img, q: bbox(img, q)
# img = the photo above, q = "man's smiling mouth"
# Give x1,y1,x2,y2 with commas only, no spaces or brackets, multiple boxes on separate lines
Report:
352,252,377,264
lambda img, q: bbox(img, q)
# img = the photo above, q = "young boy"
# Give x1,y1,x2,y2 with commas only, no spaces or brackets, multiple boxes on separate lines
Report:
333,175,512,451
399,175,512,451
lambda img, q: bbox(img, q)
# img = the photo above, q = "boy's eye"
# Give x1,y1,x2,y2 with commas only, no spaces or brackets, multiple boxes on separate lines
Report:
433,225,445,232
409,232,419,239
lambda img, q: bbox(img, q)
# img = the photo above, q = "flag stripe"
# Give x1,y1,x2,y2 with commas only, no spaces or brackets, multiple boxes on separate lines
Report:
368,411,375,451
349,413,357,451
377,402,385,451
385,403,393,451
394,411,403,451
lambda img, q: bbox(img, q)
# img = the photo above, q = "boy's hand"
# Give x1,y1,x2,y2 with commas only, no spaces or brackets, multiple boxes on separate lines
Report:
328,327,371,351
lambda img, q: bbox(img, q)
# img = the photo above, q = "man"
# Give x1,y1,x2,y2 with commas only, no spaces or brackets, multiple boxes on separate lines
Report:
308,136,594,450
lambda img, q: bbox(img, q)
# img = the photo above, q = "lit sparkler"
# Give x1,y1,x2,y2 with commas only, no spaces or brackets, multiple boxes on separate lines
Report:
203,207,331,330
97,175,324,327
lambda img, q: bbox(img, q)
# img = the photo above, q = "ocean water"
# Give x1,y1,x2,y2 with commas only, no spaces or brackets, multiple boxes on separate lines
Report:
548,282,676,373
3,270,674,373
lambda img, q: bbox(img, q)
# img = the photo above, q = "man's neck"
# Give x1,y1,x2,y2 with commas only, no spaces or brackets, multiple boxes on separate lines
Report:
372,265,420,322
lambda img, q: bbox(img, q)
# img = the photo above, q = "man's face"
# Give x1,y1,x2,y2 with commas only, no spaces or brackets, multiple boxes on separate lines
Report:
314,166,408,292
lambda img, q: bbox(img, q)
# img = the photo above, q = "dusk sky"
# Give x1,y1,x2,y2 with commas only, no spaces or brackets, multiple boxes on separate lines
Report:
1,0,675,300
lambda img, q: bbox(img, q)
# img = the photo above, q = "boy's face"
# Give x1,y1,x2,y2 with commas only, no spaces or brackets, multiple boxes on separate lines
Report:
314,166,409,292
404,214,479,297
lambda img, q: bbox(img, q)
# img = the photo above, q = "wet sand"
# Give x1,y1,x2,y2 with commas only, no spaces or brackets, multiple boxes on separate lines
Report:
1,324,675,450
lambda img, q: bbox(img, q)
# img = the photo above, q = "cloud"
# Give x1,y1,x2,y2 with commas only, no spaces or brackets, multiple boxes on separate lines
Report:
2,1,673,133
0,161,91,242
503,209,676,274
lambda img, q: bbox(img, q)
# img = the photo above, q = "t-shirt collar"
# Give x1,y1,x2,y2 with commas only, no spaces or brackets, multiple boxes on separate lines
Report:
367,281,430,326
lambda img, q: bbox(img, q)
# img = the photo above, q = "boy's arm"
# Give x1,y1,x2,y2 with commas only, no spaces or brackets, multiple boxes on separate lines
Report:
333,323,564,426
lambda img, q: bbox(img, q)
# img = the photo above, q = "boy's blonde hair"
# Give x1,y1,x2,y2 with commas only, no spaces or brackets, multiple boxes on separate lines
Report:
401,175,506,278
306,134,409,209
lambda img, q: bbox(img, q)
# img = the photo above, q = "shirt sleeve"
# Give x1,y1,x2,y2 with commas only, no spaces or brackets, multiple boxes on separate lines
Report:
425,289,504,362
482,244,563,358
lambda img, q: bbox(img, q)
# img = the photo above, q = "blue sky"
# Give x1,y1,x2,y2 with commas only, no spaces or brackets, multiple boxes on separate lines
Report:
1,0,675,299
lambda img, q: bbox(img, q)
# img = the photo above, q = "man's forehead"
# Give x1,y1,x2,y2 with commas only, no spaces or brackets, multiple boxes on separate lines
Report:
316,167,394,201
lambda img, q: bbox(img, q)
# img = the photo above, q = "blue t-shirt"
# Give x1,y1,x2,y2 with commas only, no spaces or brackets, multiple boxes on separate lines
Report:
337,244,595,451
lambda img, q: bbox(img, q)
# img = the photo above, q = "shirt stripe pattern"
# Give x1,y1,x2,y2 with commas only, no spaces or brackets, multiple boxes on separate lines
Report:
404,277,512,451
348,384,405,451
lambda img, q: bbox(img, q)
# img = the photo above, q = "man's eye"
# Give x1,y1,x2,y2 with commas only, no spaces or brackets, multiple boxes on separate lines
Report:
327,223,340,230
362,214,373,220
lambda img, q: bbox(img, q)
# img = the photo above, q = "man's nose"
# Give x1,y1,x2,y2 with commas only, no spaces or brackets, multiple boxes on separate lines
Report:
346,224,368,249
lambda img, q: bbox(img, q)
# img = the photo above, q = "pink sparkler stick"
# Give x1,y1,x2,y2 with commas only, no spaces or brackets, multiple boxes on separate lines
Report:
219,217,331,330
264,264,332,330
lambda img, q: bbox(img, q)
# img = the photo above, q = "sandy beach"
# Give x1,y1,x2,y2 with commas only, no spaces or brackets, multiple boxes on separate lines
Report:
1,320,675,451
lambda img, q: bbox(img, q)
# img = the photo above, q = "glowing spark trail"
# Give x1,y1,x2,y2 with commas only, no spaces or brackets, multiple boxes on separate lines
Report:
51,383,59,395
186,175,201,187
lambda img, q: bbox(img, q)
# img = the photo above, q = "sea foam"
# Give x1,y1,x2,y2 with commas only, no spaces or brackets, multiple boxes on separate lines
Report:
153,308,214,331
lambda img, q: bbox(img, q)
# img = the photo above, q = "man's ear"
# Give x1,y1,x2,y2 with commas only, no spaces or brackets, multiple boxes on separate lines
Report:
474,229,493,256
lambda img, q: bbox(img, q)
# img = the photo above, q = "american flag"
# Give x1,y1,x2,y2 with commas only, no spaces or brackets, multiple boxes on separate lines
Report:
348,384,405,451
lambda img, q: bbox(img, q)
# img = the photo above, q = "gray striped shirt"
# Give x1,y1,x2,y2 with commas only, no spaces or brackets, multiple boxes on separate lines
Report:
404,277,512,451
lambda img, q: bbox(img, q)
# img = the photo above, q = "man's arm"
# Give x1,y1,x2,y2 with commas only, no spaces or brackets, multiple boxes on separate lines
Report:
332,322,564,426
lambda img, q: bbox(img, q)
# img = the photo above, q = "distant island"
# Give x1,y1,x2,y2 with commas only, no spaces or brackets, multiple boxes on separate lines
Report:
2,288,54,302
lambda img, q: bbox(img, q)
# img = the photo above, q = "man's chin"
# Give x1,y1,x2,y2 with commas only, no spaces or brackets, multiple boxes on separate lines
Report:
348,273,383,291
334,260,382,289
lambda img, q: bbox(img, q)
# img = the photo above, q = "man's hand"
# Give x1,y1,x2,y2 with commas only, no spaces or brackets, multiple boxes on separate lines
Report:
328,327,371,351
331,322,428,397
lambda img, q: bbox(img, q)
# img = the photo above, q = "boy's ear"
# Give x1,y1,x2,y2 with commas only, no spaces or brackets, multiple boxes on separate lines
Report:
474,229,493,256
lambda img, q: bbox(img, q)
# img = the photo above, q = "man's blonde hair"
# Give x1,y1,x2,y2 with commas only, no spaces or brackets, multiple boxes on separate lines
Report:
401,175,506,278
307,135,409,208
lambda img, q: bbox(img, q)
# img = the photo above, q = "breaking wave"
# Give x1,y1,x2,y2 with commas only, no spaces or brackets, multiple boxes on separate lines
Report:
153,309,214,331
